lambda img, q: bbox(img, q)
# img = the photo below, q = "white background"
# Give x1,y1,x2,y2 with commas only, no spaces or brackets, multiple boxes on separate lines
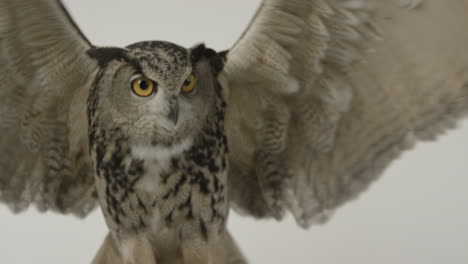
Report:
0,1,467,263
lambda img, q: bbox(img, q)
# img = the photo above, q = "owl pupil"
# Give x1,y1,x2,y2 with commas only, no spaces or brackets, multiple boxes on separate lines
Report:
184,78,190,86
139,80,149,90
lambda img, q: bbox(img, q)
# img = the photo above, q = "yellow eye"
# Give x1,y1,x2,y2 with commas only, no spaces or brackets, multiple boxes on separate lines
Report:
181,73,196,93
131,77,155,97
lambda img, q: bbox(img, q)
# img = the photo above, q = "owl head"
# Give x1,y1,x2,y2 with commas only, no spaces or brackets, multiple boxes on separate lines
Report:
86,41,225,159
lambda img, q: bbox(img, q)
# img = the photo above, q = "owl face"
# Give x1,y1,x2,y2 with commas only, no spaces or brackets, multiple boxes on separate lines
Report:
88,41,223,155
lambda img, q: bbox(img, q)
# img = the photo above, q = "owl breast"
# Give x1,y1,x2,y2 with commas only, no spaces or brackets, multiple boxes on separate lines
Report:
91,130,229,262
88,64,230,260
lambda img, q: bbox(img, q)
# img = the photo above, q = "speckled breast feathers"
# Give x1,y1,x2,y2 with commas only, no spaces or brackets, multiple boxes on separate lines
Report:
86,42,229,250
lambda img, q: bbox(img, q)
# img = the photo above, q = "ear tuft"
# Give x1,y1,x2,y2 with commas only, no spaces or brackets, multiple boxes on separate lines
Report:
190,43,206,64
87,46,126,67
190,43,227,75
210,50,228,75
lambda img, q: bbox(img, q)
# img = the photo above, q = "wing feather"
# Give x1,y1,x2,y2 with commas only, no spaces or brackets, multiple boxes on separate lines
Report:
0,0,98,216
223,0,468,226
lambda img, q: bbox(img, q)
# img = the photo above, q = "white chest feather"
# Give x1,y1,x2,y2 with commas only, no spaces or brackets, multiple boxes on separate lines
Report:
131,138,193,161
132,138,193,194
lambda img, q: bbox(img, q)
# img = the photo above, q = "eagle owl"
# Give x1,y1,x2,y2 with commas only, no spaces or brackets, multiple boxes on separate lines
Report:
1,0,467,264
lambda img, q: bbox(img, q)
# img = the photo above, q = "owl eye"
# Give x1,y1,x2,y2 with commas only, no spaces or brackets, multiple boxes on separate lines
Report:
131,77,156,97
181,73,196,93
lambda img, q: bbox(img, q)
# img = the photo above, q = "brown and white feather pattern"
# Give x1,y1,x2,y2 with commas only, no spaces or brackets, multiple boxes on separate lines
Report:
223,0,468,227
0,0,98,215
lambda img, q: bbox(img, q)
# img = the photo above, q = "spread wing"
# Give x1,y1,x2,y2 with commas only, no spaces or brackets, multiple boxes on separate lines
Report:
0,0,99,216
223,0,468,227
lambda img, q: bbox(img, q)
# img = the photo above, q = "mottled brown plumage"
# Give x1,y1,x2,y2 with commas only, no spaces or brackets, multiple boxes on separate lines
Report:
224,0,468,227
86,42,233,263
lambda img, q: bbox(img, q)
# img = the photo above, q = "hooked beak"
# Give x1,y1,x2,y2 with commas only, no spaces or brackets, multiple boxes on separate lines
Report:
167,97,179,125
